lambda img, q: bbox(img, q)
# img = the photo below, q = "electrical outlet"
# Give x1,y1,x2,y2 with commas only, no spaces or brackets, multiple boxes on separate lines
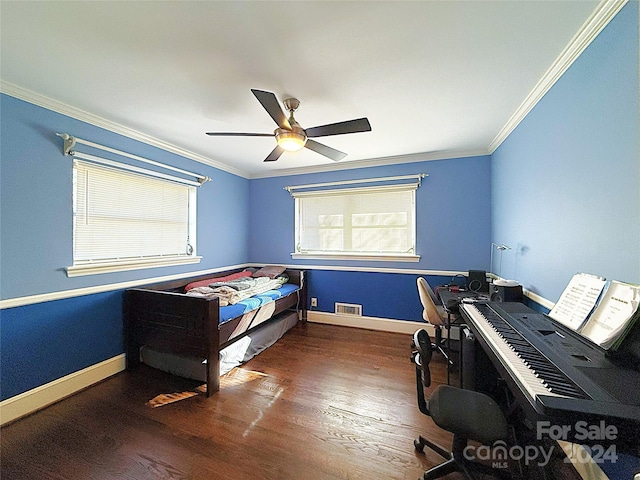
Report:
310,297,318,307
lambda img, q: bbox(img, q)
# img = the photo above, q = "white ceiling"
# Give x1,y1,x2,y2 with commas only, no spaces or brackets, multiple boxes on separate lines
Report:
1,1,601,178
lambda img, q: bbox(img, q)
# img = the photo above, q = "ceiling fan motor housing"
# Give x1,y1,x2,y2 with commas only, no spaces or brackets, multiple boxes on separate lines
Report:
283,97,300,112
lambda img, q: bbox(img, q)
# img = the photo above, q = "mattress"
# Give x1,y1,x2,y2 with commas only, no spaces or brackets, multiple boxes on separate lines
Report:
140,310,299,380
218,283,299,323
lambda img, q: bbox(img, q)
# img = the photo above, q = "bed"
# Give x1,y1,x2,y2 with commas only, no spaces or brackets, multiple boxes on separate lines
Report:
124,267,306,396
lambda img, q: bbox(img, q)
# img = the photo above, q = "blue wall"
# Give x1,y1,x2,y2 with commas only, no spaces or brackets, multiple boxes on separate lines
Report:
249,158,492,271
249,157,492,320
1,1,637,405
1,94,490,399
0,94,251,400
491,1,639,302
1,292,123,399
0,95,250,300
305,270,455,322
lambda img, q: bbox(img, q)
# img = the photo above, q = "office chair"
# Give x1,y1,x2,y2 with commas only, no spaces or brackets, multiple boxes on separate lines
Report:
411,328,510,480
416,277,454,362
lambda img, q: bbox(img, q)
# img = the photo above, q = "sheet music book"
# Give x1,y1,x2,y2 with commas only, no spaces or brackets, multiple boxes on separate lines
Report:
549,273,607,331
549,274,640,351
579,281,640,350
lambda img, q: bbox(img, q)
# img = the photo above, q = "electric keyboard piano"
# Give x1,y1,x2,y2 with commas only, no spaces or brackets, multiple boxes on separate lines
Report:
460,301,640,444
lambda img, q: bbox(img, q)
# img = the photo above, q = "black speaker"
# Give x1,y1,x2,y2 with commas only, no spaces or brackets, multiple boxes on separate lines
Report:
467,270,488,293
489,284,523,303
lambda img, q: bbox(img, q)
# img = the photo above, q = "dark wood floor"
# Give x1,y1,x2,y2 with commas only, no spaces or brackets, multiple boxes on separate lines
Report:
2,322,468,480
1,322,586,480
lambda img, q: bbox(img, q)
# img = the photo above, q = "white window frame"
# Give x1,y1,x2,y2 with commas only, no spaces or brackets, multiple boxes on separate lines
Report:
291,183,420,262
66,159,201,277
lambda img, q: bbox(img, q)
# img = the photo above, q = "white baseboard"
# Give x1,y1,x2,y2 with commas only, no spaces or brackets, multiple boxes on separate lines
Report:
0,354,126,426
307,311,435,336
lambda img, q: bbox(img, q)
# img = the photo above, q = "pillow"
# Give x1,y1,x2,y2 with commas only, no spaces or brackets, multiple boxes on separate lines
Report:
252,265,286,279
185,270,252,292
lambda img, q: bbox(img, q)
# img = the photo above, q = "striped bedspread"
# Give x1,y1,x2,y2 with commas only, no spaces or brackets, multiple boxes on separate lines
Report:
188,282,300,324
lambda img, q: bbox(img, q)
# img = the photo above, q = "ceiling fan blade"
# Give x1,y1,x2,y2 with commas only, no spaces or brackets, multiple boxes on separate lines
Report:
304,139,347,162
264,145,285,162
305,117,371,138
251,89,291,130
206,132,273,137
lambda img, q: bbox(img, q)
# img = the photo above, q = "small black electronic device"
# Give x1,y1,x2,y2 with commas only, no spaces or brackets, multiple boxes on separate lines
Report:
467,270,489,293
489,284,523,303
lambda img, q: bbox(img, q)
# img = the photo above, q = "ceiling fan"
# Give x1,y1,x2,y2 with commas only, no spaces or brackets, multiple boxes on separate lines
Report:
206,89,371,162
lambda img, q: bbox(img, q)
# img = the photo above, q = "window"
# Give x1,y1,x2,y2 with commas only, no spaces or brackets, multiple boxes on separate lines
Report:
66,160,200,276
292,184,419,262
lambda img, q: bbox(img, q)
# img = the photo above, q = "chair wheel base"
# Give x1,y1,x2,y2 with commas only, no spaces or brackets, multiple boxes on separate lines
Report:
414,438,425,454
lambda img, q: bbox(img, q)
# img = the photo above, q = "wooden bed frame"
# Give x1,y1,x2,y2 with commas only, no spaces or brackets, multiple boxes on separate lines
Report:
124,268,306,396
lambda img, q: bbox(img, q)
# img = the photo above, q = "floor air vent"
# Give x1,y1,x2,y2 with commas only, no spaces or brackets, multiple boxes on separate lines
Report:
335,302,362,316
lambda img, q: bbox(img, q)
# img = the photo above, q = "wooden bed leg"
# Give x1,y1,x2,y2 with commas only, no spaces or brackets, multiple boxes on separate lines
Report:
123,291,141,370
206,359,220,397
206,298,220,397
126,342,141,370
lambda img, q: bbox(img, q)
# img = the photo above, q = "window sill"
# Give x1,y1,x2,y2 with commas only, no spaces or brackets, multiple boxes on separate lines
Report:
290,252,420,262
66,255,202,277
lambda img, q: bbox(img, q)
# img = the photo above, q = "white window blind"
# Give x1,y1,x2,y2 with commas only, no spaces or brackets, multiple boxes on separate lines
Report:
68,160,199,276
293,184,418,260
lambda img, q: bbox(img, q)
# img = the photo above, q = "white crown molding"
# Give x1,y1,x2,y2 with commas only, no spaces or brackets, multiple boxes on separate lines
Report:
0,81,251,178
249,148,489,179
2,1,625,179
2,80,488,180
488,0,629,153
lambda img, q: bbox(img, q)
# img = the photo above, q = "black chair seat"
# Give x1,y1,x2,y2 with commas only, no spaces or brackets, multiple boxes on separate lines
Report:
429,384,508,446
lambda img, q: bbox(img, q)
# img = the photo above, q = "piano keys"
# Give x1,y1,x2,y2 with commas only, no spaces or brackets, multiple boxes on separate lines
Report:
460,301,640,446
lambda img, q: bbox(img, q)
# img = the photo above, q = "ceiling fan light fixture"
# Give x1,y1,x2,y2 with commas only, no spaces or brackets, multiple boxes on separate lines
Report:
275,127,307,152
207,90,371,162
